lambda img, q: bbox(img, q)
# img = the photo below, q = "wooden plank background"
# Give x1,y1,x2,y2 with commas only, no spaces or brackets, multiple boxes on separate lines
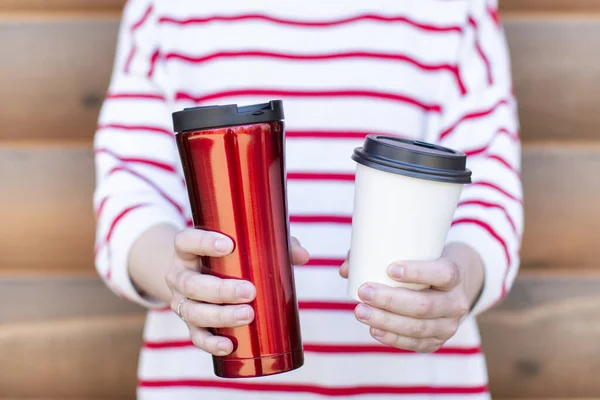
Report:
505,19,600,142
0,1,598,399
0,20,118,142
480,273,600,398
0,0,125,12
0,278,142,399
500,0,600,13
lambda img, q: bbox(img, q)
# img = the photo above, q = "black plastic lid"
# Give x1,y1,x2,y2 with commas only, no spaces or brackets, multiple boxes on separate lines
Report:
352,135,471,184
172,100,284,133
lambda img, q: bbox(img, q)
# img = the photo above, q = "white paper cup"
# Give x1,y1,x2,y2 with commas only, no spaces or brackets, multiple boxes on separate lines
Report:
347,136,471,301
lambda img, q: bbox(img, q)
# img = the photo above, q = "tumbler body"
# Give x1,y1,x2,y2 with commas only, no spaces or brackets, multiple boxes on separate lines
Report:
176,120,303,378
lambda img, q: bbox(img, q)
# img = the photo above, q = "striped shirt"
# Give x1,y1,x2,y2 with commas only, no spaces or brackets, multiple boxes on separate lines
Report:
94,0,523,399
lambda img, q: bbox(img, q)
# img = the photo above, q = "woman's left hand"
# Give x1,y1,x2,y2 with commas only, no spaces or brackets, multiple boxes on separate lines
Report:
339,252,481,353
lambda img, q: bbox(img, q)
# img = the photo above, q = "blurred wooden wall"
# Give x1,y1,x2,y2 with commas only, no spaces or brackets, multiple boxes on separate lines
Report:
1,1,600,399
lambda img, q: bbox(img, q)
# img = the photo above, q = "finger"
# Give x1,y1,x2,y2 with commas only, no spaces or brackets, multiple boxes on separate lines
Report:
354,304,458,340
290,237,310,265
189,325,234,356
388,258,461,290
339,249,350,278
174,229,234,263
358,284,469,319
166,268,255,303
339,260,349,278
369,328,445,353
178,299,255,328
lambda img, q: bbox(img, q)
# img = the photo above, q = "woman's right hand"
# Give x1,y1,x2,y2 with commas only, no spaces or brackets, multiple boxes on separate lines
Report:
165,228,309,356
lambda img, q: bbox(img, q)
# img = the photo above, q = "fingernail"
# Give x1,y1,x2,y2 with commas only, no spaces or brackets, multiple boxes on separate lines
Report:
358,285,375,301
236,283,254,301
355,304,371,321
389,264,404,279
234,306,252,322
371,328,385,338
215,237,233,253
216,340,230,354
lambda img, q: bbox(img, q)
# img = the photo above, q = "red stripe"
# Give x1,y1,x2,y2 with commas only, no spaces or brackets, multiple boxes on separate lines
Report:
457,199,518,237
139,380,487,395
124,46,137,74
303,343,481,355
176,89,442,112
470,181,522,204
303,258,346,267
164,51,465,94
463,127,519,156
474,41,493,85
298,301,356,311
153,300,355,312
290,215,352,224
439,98,509,140
452,217,511,297
158,13,463,33
464,149,520,177
95,197,109,219
97,123,172,137
144,340,191,349
105,203,150,242
130,5,154,32
487,154,520,176
287,130,397,139
147,49,161,77
497,127,520,142
287,173,522,205
458,128,520,156
95,148,176,173
124,4,153,74
468,16,493,85
462,127,520,175
464,145,487,157
165,50,453,69
288,172,355,181
102,203,149,283
143,340,480,355
106,92,166,101
108,166,184,214
487,6,501,29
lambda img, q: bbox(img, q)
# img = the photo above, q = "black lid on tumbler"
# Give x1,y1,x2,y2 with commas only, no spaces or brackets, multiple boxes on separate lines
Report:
172,100,284,133
352,135,472,184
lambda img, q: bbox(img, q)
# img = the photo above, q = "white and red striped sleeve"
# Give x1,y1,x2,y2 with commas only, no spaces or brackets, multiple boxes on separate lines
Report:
433,7,523,315
93,0,187,308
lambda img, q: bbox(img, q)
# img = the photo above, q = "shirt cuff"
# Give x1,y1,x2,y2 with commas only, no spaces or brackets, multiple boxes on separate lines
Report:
446,221,508,316
103,204,186,309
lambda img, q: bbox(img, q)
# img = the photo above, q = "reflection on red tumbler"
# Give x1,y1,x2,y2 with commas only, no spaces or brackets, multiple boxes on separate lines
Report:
173,101,303,378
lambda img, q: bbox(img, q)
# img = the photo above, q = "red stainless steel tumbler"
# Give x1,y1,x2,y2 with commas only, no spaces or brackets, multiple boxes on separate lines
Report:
172,100,303,378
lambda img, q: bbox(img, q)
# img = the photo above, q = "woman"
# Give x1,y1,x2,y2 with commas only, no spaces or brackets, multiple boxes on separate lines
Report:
94,0,522,398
